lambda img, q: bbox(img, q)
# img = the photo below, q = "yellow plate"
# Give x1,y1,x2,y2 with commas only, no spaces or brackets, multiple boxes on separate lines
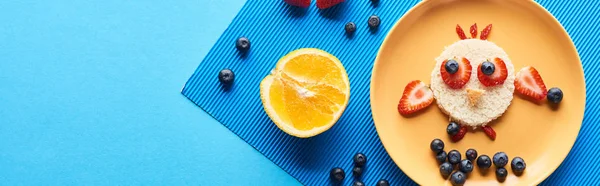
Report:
370,0,585,185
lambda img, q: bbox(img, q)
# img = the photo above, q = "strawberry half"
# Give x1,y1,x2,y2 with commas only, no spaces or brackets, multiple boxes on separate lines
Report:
284,0,310,8
482,125,496,140
515,66,548,101
316,0,344,9
477,57,508,87
440,58,472,89
398,80,434,115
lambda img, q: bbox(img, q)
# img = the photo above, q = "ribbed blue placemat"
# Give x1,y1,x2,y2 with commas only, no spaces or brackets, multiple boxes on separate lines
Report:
182,0,599,185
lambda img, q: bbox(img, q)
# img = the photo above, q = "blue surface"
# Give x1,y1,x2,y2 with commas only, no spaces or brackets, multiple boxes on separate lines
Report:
182,0,600,186
0,0,300,185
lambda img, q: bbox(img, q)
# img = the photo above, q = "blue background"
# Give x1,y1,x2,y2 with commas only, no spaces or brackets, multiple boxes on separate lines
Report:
0,0,299,185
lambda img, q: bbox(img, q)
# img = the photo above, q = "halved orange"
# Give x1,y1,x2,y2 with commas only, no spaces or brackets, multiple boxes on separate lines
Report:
260,48,350,138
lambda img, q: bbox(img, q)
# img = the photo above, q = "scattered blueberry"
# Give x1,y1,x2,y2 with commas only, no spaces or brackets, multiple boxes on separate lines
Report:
458,159,474,173
430,139,445,153
353,153,367,167
345,22,356,34
476,155,492,169
481,61,495,75
435,151,447,164
465,149,478,161
330,167,345,182
235,37,250,52
368,15,380,29
439,162,454,178
353,181,365,186
493,152,509,167
511,157,526,174
376,179,389,186
496,167,508,181
448,150,461,165
547,87,563,104
445,60,459,74
450,171,466,186
218,68,235,85
352,166,363,177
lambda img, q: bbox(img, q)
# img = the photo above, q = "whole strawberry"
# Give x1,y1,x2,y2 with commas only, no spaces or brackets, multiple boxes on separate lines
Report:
316,0,344,9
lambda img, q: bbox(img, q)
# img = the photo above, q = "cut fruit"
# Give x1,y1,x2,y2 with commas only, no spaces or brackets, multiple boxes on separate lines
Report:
515,66,547,101
397,80,434,115
259,48,350,138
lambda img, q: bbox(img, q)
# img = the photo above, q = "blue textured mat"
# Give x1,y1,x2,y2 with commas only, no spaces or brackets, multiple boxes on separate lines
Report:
182,0,599,185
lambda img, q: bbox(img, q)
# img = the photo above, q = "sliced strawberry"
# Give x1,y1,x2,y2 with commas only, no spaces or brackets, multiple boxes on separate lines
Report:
515,66,548,101
440,58,472,89
316,0,344,9
477,57,508,87
482,125,496,140
398,80,434,115
456,24,467,40
470,23,478,39
451,125,468,142
284,0,311,8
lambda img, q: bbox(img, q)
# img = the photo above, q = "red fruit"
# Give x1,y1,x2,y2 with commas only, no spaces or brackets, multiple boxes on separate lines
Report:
480,24,492,40
456,24,467,40
440,58,472,89
316,0,344,9
470,23,478,38
477,57,508,87
397,80,434,115
451,125,468,142
284,0,311,8
515,66,548,101
482,125,496,140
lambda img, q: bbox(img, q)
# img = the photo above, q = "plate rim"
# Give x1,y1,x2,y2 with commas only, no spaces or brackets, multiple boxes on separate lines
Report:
369,0,586,185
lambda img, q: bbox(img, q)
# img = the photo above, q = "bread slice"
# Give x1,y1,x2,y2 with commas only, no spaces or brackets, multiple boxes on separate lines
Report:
430,39,515,128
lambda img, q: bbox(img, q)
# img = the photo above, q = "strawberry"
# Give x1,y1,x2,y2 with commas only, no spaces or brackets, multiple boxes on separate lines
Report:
482,125,496,140
477,57,508,87
397,80,434,115
456,24,467,40
316,0,344,9
451,125,467,142
515,66,548,101
440,58,472,89
469,23,478,39
284,0,310,8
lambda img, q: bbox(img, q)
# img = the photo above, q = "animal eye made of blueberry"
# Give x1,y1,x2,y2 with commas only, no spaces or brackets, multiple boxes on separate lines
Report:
477,58,508,87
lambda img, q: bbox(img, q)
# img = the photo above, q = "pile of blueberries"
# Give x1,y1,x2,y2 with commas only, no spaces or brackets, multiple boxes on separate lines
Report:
430,139,526,186
329,153,390,186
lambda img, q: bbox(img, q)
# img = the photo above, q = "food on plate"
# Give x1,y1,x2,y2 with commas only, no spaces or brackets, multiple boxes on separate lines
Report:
511,157,527,174
476,155,492,170
218,68,235,85
446,122,460,135
436,151,447,164
447,150,461,165
397,80,434,115
259,48,350,138
496,167,508,181
458,159,474,173
235,37,250,52
515,66,548,101
439,162,453,177
547,87,564,103
450,125,468,142
465,148,477,161
450,171,467,186
430,138,445,153
493,152,509,167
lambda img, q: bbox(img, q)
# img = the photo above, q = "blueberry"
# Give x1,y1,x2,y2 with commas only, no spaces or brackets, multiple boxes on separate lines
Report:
368,15,380,29
353,181,365,186
450,171,466,186
353,153,367,167
476,155,492,169
439,162,454,177
496,167,508,181
218,68,235,85
345,22,356,34
547,87,563,104
352,166,363,177
493,152,509,167
436,151,447,164
465,149,478,161
448,150,461,165
376,179,389,186
235,37,250,51
458,159,473,173
446,122,460,135
481,61,495,75
330,167,345,182
430,139,444,153
511,157,526,174
445,60,459,74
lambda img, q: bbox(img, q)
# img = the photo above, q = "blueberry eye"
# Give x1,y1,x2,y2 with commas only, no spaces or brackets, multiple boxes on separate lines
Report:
481,61,495,75
445,59,459,74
